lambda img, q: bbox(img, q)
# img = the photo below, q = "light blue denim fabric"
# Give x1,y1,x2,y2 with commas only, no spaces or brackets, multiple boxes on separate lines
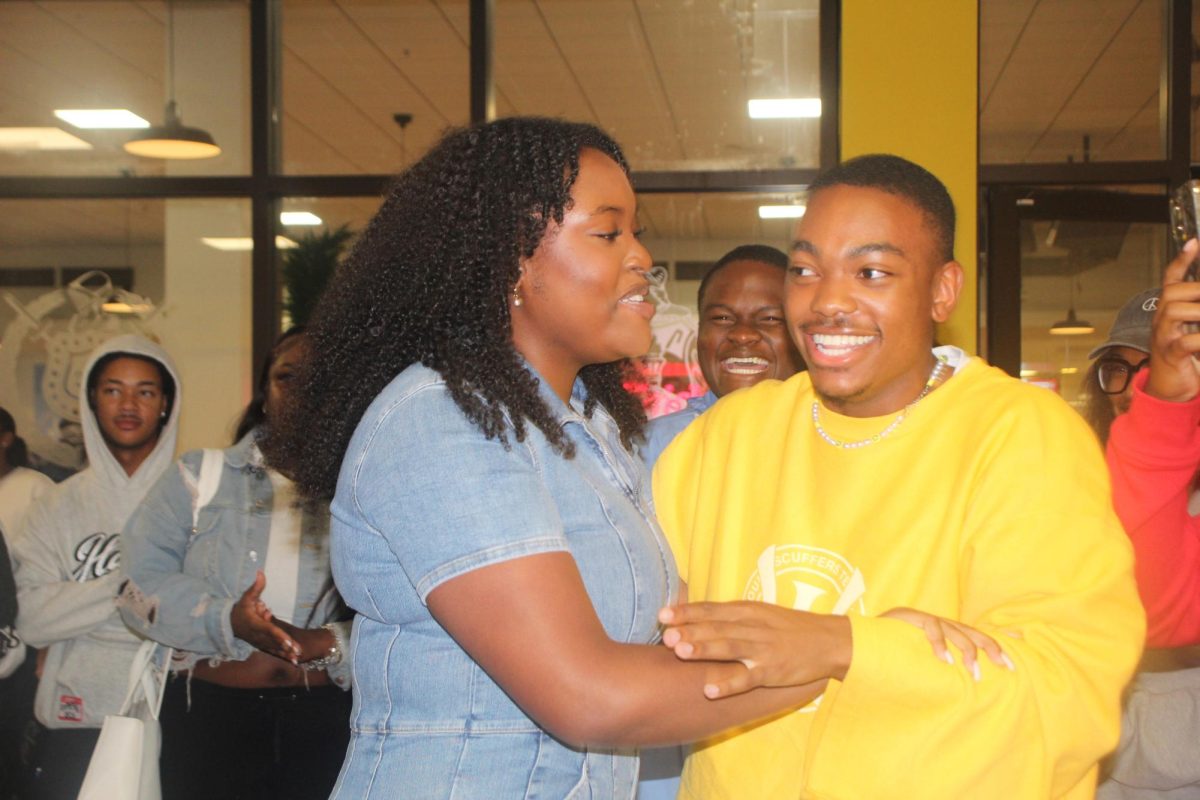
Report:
329,364,679,800
118,432,351,687
639,391,717,471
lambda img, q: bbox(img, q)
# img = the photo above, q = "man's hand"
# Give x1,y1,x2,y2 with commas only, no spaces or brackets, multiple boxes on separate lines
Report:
1147,239,1200,403
882,607,1015,681
657,601,851,699
229,570,300,663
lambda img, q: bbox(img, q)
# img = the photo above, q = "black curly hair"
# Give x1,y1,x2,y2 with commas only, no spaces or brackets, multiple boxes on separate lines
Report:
262,117,648,500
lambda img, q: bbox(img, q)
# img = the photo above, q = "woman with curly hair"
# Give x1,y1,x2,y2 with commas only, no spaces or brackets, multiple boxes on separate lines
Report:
262,117,823,798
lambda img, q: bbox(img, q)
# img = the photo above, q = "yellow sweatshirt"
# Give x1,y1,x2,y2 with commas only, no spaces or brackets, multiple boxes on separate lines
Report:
653,357,1144,800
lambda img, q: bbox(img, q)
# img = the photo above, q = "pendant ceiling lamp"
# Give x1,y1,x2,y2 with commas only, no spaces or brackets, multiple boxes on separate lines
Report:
1048,307,1095,336
124,0,220,160
1049,272,1094,336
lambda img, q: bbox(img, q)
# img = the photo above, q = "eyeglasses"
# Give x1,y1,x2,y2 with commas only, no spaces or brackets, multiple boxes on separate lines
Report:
1097,357,1149,395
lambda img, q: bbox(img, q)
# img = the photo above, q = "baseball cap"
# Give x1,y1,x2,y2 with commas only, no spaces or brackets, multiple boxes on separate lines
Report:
1088,287,1159,360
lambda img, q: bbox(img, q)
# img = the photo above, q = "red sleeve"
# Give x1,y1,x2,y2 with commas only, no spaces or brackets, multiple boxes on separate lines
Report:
1107,369,1200,647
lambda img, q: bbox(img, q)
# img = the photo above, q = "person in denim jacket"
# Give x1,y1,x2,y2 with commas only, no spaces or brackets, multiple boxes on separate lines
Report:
119,329,352,800
259,118,835,800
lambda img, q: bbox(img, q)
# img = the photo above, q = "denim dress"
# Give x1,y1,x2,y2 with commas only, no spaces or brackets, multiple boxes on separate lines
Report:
328,365,679,800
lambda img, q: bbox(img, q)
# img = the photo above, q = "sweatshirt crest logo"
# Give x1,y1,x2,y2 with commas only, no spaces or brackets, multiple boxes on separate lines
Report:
743,544,867,616
71,532,120,582
743,545,866,714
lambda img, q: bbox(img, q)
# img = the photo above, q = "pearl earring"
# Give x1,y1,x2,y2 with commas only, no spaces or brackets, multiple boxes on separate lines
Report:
512,290,523,307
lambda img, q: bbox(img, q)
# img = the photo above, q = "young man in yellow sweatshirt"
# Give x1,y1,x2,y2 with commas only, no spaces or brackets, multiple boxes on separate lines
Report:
652,154,1145,799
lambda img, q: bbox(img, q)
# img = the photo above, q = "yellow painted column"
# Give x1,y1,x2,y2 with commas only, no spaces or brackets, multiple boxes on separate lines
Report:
839,1,979,352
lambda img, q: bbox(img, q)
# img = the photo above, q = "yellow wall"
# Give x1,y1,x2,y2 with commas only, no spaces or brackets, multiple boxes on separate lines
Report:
840,1,979,353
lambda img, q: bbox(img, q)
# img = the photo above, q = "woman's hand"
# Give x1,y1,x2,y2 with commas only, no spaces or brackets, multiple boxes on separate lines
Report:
272,619,337,665
882,607,1015,680
657,601,850,699
230,570,300,662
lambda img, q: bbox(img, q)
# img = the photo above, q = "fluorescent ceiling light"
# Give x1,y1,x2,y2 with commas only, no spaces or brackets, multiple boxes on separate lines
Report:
54,109,150,129
0,127,92,151
1060,367,1079,375
758,205,806,219
748,98,822,119
202,236,298,251
280,211,322,226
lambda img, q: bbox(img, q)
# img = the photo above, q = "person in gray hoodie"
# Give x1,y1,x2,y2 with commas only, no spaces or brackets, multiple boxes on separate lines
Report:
13,334,180,800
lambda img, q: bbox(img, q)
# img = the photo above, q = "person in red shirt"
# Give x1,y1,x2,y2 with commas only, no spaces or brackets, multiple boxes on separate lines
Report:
1094,240,1200,799
1105,242,1200,647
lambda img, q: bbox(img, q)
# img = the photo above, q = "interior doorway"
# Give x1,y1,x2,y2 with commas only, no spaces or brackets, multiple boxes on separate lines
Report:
985,188,1168,412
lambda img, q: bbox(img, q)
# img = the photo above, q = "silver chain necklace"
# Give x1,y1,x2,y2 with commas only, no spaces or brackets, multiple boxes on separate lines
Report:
812,359,952,450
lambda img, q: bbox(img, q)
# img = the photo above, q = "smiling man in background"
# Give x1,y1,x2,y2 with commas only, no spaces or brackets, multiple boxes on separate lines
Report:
641,244,804,468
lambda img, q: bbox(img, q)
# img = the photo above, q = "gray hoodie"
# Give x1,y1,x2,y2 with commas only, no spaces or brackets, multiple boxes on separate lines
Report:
13,334,180,729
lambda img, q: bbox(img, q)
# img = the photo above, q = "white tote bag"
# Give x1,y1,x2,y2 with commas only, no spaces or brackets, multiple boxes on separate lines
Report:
77,639,172,800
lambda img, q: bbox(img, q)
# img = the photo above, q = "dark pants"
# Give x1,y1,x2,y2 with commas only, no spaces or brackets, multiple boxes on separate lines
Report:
0,654,36,800
20,725,100,800
160,677,351,800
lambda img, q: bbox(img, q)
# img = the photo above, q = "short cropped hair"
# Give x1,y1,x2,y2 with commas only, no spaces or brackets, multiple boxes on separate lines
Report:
809,154,955,263
696,244,789,309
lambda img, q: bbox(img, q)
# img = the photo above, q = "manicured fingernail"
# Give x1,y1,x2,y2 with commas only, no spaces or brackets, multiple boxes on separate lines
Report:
658,608,674,623
662,629,679,647
941,650,954,665
971,661,981,682
677,642,694,658
1002,654,1016,671
703,684,720,699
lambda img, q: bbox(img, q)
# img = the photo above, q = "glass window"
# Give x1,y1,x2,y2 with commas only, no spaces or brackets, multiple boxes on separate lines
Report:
981,0,1164,164
280,0,470,175
0,198,254,465
495,0,822,172
1017,218,1165,405
0,1,250,177
275,196,382,329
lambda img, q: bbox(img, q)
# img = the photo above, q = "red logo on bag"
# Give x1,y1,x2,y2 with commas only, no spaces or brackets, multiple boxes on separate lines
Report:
58,694,83,722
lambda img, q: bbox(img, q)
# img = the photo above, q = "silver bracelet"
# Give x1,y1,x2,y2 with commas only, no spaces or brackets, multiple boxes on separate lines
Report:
301,623,345,671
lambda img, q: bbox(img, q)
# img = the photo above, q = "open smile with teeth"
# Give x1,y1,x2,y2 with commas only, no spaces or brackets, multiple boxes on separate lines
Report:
721,356,769,375
619,286,655,320
811,333,875,357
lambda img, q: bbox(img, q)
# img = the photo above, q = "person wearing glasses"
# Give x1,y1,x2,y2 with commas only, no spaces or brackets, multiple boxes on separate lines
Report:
1082,288,1155,447
1089,250,1200,799
1101,260,1200,647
